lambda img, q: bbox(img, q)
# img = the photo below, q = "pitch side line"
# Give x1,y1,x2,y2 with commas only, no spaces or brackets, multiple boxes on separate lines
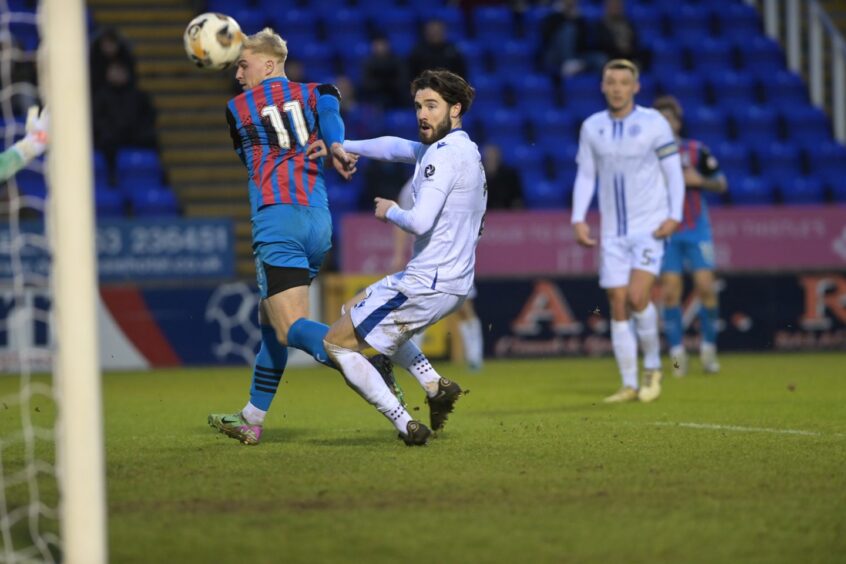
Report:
652,421,844,437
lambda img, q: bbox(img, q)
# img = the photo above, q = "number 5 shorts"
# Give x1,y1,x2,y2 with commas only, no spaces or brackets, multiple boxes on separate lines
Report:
598,232,666,289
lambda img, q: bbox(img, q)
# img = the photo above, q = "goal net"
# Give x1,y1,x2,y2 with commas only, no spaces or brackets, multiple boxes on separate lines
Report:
1,1,105,562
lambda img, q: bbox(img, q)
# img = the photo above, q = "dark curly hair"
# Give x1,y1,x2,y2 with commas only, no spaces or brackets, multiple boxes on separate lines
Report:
410,69,475,116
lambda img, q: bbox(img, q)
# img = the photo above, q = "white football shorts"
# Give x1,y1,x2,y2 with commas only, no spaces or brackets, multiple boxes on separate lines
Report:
599,232,666,288
350,273,465,355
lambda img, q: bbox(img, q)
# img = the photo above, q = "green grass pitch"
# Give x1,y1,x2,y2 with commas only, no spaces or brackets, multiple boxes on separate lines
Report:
2,353,845,563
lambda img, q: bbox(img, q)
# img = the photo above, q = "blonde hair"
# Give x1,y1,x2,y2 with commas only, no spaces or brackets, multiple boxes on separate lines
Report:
602,58,639,80
242,27,288,64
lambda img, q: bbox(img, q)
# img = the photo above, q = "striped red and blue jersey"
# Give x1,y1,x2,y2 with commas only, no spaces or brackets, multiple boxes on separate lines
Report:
678,138,721,234
226,77,333,215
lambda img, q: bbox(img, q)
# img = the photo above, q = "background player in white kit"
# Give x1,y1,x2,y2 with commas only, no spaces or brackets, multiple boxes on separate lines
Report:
571,59,685,403
323,69,487,445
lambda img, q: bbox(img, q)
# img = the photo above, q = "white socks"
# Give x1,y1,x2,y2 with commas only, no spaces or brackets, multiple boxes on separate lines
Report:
392,338,441,397
324,341,411,432
458,317,484,369
611,320,638,389
242,402,266,425
632,302,661,371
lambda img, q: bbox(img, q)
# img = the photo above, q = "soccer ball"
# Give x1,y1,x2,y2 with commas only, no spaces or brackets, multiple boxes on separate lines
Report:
183,12,244,70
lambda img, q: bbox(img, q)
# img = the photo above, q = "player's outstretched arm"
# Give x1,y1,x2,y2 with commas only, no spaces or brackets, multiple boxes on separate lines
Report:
1,106,48,183
343,137,421,164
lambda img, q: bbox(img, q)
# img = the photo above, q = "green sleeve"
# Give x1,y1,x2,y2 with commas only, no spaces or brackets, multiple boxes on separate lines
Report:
0,147,25,183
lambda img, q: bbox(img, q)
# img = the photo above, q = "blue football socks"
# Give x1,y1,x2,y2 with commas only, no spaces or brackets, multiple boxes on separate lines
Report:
663,305,684,349
287,318,335,368
249,324,288,411
699,305,718,345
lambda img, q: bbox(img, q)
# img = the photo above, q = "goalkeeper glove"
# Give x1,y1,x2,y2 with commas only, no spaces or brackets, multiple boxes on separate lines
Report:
11,105,49,163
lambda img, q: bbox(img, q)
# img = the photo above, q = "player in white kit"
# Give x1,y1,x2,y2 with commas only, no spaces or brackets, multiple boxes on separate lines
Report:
571,59,685,403
392,178,485,371
323,70,487,445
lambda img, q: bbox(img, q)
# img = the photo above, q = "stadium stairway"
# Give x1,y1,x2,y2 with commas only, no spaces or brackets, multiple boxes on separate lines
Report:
821,1,846,37
88,0,255,278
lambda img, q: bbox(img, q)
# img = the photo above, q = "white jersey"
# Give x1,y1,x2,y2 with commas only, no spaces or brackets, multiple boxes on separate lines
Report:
571,105,684,237
344,129,487,296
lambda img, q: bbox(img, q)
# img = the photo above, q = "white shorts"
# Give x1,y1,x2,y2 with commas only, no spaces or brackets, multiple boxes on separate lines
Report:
599,233,665,289
350,273,465,356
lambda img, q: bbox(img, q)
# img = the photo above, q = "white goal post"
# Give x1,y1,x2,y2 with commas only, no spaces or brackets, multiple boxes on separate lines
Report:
42,0,107,562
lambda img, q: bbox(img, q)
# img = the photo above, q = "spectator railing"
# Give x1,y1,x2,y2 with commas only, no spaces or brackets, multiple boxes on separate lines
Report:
757,0,846,143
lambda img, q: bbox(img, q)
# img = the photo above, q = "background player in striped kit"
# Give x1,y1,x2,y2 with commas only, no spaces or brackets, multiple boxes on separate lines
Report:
207,28,361,445
653,95,727,376
571,59,685,404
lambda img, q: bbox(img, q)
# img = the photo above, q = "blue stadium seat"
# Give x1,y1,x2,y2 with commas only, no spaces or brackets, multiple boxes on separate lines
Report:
521,7,552,48
338,41,369,83
823,170,846,202
527,108,576,143
688,37,734,74
384,31,415,57
230,9,266,36
496,40,533,74
95,185,125,217
93,151,111,186
130,188,179,217
456,40,489,77
782,105,832,144
267,9,317,47
735,36,784,70
627,4,665,40
206,0,249,11
731,175,774,205
731,105,780,145
567,97,605,123
116,148,162,184
504,144,543,170
427,6,466,40
647,37,686,75
505,74,554,110
471,74,507,109
484,108,526,147
780,175,825,204
636,74,657,106
364,6,417,36
14,169,46,200
715,2,761,41
322,9,367,46
547,142,579,174
684,106,729,148
755,141,802,180
9,21,39,51
805,140,846,177
710,71,757,109
756,69,809,108
523,178,569,209
296,0,350,18
713,141,753,183
473,6,515,42
382,109,418,138
670,4,713,42
297,43,335,81
563,74,600,106
658,72,707,108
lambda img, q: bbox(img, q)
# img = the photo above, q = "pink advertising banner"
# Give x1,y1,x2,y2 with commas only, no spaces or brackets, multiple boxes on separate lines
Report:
340,206,846,276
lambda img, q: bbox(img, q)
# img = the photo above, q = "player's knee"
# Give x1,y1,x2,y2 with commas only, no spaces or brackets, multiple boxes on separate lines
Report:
627,291,650,312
